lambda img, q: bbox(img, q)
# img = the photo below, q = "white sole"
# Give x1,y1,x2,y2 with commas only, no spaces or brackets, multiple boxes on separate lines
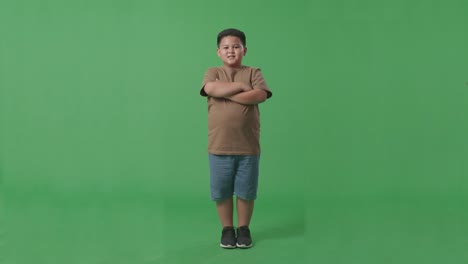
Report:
236,243,253,248
220,244,236,249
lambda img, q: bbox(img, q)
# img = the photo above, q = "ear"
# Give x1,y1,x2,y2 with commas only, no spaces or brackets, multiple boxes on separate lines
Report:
217,48,221,58
243,47,247,56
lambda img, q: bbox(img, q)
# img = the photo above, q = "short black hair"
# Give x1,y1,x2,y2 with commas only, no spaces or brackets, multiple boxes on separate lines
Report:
217,28,246,47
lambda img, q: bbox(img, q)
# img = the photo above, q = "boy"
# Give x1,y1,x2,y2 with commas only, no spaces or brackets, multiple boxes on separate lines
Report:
200,28,272,249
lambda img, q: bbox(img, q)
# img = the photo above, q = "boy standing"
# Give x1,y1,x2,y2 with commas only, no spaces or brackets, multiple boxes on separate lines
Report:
200,28,272,249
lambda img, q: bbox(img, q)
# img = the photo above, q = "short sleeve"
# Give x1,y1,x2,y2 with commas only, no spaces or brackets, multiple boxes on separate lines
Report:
200,68,218,97
251,68,272,99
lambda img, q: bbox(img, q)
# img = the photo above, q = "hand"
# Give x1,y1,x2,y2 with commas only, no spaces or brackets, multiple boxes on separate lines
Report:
239,82,252,92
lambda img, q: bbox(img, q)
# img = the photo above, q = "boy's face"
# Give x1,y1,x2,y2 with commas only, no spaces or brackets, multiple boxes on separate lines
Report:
217,36,247,68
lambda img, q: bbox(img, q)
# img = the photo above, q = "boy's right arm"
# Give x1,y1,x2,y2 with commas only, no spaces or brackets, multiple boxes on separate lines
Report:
203,81,251,98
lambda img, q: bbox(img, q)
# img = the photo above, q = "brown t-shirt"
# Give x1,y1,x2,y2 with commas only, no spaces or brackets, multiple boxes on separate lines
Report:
200,66,272,155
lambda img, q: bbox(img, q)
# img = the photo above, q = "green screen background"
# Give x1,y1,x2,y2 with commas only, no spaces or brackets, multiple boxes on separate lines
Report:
1,0,467,263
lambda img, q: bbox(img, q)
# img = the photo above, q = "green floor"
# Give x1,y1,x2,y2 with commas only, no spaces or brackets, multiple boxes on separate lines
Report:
309,196,468,263
4,192,468,263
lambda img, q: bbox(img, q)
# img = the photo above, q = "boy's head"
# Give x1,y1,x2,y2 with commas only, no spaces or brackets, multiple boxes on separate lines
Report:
216,28,247,68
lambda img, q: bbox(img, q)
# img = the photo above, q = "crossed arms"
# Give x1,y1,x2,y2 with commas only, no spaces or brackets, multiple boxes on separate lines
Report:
203,80,267,105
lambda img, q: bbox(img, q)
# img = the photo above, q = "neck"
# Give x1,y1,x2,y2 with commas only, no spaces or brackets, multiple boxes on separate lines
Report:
223,64,243,70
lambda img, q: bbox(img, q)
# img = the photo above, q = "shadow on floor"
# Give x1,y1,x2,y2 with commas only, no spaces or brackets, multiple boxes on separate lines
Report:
253,216,305,243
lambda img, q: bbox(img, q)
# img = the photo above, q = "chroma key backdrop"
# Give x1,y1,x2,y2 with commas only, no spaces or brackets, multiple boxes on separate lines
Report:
1,0,467,263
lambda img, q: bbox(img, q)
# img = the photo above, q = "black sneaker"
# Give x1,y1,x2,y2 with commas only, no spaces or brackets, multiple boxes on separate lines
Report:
236,226,253,248
220,226,236,249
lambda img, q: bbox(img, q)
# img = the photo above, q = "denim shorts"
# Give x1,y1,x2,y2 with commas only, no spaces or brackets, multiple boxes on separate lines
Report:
208,154,260,201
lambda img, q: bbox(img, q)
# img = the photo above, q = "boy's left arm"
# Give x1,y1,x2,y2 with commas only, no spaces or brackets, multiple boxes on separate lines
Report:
226,89,268,105
226,68,271,105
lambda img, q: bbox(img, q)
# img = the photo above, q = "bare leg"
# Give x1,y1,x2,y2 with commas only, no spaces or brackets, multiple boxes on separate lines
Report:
236,197,254,227
216,197,234,227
